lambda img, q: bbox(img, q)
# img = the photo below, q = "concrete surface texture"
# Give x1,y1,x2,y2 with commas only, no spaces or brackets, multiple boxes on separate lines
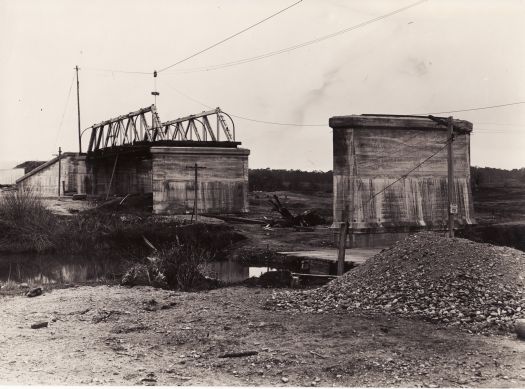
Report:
88,152,152,196
16,153,89,197
151,147,250,215
13,145,250,215
330,115,475,231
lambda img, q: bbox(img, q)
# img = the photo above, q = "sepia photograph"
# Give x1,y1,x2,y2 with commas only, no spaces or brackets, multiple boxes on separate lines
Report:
0,0,524,386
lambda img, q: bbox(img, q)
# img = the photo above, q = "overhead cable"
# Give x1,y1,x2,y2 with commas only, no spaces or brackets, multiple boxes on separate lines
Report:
164,82,525,129
163,82,326,126
54,71,76,147
164,0,429,74
421,101,525,115
157,0,304,73
83,0,426,76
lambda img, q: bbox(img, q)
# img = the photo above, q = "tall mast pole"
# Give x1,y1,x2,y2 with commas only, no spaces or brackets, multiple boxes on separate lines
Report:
151,70,159,106
447,116,456,238
57,147,62,198
75,65,82,154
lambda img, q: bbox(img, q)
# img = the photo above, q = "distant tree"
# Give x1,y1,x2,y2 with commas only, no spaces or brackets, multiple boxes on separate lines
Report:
249,169,333,193
470,166,525,188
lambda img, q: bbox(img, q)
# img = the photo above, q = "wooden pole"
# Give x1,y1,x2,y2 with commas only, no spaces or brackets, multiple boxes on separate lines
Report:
57,147,62,198
75,66,82,154
106,154,119,200
193,163,198,222
447,116,455,238
185,164,207,223
337,221,349,276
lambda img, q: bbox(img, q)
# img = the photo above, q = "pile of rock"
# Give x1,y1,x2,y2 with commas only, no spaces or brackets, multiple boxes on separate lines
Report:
267,233,525,333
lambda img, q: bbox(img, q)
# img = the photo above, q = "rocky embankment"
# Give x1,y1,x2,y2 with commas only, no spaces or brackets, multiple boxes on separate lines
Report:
267,233,525,333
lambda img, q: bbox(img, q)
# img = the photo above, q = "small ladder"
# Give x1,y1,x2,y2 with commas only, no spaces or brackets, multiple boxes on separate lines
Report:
151,106,163,141
217,112,233,141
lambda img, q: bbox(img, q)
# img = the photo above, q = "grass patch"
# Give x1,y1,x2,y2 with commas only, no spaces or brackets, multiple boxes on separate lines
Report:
0,189,57,252
158,244,214,290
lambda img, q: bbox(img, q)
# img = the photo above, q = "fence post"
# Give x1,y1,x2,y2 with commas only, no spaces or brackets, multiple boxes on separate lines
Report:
337,221,349,276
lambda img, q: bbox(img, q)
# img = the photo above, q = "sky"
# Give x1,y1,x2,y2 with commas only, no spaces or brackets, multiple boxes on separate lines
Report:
0,0,524,171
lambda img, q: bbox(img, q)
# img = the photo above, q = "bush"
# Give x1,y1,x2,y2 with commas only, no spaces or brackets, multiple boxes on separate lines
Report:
121,243,215,291
0,189,57,252
157,243,215,290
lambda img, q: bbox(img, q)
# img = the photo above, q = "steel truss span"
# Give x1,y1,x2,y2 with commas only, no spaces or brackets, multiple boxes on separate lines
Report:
86,105,235,153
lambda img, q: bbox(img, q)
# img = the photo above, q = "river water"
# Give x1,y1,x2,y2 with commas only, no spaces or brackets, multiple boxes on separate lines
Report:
0,253,275,286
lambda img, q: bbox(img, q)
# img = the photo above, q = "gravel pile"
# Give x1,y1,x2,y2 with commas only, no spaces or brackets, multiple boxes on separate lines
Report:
267,233,525,333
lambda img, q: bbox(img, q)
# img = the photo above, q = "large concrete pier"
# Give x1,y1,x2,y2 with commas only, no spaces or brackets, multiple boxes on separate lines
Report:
330,114,475,246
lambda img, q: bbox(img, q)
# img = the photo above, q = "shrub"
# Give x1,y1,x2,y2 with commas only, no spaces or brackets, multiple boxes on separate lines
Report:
156,243,215,290
0,189,57,252
0,188,52,224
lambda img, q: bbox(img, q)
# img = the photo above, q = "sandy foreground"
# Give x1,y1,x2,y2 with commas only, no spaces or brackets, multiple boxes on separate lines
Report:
1,285,524,387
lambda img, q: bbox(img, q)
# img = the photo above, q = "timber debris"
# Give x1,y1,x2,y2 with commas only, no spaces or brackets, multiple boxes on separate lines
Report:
267,195,325,227
26,287,43,298
30,321,48,329
267,233,525,333
218,351,259,358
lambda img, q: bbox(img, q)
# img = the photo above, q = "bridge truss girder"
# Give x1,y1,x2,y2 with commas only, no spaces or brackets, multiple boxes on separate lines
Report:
86,106,236,154
158,108,235,143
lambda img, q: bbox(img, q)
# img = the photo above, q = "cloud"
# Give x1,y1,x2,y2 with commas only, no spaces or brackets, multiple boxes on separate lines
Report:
400,57,430,77
292,65,343,123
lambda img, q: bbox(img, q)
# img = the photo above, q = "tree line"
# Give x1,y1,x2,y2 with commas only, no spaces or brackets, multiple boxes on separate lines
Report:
471,166,525,188
249,169,332,192
249,166,525,193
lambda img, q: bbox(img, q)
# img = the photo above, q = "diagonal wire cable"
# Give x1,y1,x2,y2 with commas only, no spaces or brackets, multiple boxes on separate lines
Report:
157,0,304,73
164,81,327,126
163,0,428,75
83,0,426,76
54,71,76,147
419,101,525,115
346,137,453,221
164,81,525,128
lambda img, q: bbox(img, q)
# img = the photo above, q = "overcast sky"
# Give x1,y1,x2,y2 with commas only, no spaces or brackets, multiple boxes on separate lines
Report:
1,0,524,171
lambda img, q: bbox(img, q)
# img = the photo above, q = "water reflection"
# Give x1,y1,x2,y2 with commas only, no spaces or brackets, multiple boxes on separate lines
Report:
249,266,276,278
205,262,277,283
0,254,124,285
0,254,283,286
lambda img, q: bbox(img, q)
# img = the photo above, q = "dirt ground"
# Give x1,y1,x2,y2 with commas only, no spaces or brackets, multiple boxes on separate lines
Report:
2,188,524,386
1,285,524,387
222,190,337,255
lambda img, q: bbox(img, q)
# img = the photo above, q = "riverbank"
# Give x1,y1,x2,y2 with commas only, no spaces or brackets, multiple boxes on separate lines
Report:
1,285,523,386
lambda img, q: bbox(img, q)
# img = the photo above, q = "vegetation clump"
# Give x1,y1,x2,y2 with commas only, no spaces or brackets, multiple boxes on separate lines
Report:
0,189,57,252
121,243,218,291
0,189,244,257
